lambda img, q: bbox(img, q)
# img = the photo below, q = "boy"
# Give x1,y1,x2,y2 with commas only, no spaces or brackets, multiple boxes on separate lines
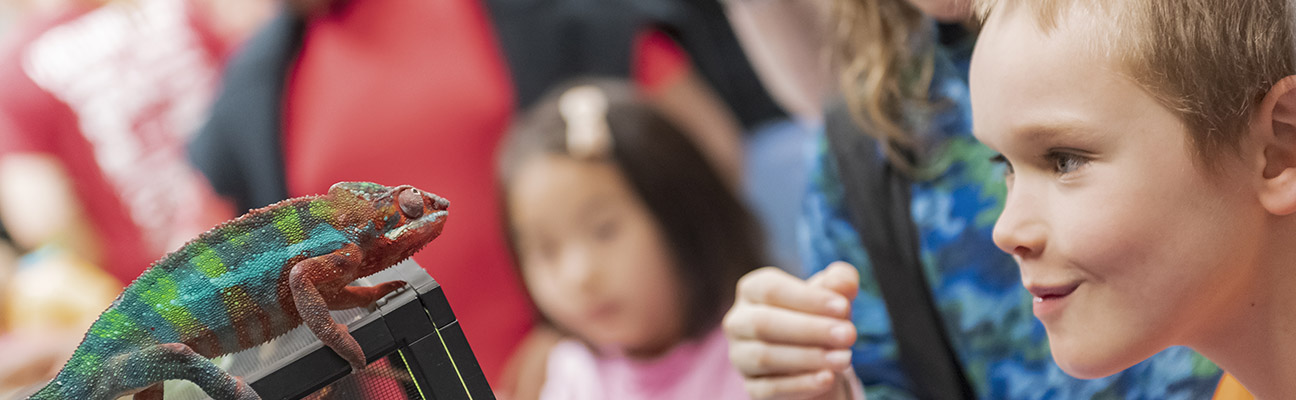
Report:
970,0,1296,398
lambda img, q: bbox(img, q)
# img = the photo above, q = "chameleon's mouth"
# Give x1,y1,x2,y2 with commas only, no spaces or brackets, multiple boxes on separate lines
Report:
385,209,448,240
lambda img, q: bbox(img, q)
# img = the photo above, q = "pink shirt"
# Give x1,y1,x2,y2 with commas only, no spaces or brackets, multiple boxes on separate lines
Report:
540,327,749,400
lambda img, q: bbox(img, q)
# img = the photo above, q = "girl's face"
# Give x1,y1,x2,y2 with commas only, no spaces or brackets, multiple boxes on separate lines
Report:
508,154,686,357
970,10,1267,378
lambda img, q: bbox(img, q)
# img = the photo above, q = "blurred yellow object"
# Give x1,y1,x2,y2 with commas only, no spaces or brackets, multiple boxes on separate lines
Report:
1212,373,1255,400
1,245,121,333
0,246,122,397
0,240,15,333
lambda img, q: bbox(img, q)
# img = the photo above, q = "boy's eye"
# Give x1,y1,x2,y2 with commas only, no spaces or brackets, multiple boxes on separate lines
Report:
990,154,1014,177
1046,151,1089,175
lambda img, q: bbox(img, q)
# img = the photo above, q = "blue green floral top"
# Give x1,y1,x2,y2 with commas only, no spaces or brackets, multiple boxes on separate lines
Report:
798,32,1224,400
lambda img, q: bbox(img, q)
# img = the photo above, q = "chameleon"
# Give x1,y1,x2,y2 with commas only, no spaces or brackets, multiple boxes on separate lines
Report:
28,182,450,400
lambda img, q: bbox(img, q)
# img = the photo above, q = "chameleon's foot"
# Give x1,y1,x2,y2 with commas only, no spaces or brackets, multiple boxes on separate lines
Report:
332,322,368,372
326,280,408,310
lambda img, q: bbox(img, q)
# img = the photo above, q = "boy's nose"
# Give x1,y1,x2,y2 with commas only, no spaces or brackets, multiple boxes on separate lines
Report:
992,190,1047,259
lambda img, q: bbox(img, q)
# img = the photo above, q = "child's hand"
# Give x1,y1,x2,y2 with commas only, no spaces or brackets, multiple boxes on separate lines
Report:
724,262,860,400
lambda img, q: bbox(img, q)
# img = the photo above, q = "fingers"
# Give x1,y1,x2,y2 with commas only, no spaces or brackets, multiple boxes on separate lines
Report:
725,265,858,348
807,261,860,301
736,266,852,319
742,370,837,400
729,341,852,376
724,303,857,348
725,264,861,400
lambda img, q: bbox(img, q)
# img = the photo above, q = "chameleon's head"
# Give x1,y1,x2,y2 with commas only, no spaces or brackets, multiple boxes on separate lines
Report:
329,182,449,273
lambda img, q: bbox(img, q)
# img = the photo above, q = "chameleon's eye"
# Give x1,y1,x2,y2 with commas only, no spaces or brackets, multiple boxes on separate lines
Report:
399,188,424,219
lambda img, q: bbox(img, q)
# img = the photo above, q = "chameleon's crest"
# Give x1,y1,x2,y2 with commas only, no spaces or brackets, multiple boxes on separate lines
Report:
331,181,390,201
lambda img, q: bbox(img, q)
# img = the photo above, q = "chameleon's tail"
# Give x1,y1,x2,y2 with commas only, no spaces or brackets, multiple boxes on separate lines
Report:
26,379,70,400
25,345,104,400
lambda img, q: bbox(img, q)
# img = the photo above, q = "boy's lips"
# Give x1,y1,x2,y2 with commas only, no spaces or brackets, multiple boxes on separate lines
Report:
1026,282,1081,318
1026,282,1080,298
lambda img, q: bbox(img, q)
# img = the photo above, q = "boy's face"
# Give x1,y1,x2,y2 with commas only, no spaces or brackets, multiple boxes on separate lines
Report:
970,8,1267,378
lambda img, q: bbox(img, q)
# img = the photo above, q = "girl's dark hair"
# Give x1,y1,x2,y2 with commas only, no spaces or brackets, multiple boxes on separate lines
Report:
497,78,767,339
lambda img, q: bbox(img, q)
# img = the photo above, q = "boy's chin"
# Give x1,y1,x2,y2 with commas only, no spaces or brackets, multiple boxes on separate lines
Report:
1047,331,1150,380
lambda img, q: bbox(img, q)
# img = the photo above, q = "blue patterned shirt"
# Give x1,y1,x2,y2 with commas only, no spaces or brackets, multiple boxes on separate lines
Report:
798,34,1223,400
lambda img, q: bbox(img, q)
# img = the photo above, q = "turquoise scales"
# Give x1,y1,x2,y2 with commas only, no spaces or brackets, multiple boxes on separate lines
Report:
30,182,450,400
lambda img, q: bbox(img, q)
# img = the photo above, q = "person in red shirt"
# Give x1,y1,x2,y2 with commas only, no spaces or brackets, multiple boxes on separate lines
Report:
0,0,272,392
0,0,264,286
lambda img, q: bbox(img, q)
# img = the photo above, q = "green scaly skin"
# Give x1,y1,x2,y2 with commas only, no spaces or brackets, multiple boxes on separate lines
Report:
28,182,449,400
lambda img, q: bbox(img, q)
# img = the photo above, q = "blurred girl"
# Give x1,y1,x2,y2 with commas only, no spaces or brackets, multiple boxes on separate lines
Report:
498,80,766,399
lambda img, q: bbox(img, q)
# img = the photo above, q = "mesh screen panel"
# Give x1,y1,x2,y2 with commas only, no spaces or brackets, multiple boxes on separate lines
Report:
303,356,422,400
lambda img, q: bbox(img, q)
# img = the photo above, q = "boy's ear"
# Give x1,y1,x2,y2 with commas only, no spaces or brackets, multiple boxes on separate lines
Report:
1258,75,1296,215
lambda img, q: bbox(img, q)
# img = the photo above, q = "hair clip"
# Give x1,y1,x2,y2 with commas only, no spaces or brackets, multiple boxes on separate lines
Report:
559,85,613,160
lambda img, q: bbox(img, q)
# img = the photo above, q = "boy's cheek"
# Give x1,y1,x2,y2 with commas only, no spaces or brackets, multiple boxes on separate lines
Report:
1044,195,1151,274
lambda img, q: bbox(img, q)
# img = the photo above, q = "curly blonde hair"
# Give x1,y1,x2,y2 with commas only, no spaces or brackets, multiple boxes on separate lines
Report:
975,0,1296,168
832,0,939,176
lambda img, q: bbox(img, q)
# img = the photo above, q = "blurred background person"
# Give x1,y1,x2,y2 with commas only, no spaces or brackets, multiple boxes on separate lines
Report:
0,0,273,287
723,0,834,126
0,0,273,393
723,0,838,279
498,79,766,399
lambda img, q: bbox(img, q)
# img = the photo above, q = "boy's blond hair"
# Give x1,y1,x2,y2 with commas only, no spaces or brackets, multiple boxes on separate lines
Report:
976,0,1296,167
